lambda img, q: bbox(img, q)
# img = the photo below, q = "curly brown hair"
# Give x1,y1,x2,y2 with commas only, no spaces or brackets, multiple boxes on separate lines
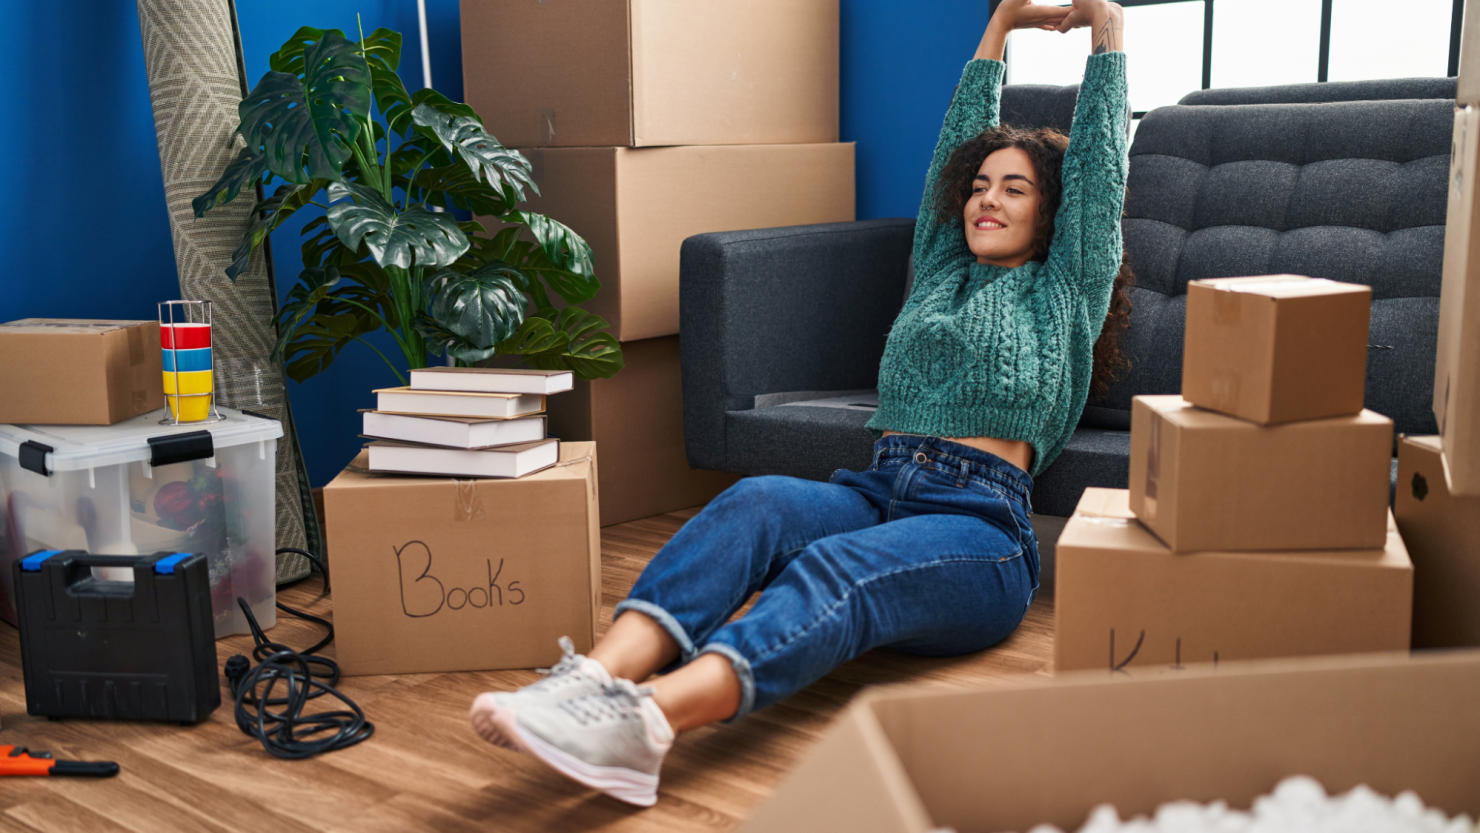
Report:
933,125,1135,402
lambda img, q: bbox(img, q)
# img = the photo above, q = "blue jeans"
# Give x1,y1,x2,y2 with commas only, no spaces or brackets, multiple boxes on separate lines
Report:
614,435,1039,719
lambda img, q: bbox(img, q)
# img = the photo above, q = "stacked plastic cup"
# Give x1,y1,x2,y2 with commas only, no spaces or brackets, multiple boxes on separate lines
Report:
159,302,215,423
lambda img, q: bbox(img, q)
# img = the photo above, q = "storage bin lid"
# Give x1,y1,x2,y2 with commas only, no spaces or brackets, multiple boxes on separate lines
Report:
0,407,282,473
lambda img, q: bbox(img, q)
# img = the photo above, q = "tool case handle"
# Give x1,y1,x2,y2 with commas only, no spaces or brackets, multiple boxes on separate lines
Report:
19,550,197,576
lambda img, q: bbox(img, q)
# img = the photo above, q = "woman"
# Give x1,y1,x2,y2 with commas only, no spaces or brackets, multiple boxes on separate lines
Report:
470,0,1131,806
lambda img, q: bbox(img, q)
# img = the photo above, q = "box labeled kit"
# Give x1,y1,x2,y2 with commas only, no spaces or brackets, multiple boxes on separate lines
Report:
1055,489,1412,673
1436,101,1480,495
1182,276,1370,424
0,319,164,425
508,142,855,341
460,0,838,149
0,408,281,637
323,442,601,675
1395,435,1480,649
546,336,738,526
1129,395,1392,552
742,652,1480,833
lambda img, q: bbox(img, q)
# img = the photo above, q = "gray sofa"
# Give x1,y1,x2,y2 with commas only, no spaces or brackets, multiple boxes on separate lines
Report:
679,75,1456,525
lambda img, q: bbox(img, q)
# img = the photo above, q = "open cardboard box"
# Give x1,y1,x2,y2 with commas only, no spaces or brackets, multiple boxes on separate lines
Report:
743,651,1480,833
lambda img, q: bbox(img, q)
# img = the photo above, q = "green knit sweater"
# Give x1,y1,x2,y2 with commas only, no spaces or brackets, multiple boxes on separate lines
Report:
866,53,1129,478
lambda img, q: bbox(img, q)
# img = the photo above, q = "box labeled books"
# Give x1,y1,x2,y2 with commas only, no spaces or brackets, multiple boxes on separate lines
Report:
323,442,600,675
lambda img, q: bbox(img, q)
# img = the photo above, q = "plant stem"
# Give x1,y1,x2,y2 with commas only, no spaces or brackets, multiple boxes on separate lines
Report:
350,334,408,385
357,14,392,205
333,295,414,358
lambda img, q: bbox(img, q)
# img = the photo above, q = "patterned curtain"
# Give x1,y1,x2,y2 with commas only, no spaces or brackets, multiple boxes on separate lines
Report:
136,0,324,582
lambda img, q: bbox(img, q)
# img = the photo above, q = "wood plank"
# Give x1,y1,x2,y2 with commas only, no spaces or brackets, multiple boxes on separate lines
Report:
0,503,1055,831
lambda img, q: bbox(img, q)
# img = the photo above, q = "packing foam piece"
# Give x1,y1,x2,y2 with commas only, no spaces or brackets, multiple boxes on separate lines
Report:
1018,776,1475,833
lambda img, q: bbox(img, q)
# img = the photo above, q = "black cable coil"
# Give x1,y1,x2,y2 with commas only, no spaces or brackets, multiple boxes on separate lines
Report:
223,548,373,760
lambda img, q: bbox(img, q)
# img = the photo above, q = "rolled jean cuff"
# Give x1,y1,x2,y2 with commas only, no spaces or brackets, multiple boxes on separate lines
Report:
613,599,697,663
697,642,756,722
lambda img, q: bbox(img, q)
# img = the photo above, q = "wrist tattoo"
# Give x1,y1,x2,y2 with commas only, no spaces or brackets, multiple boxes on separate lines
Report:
1093,14,1120,54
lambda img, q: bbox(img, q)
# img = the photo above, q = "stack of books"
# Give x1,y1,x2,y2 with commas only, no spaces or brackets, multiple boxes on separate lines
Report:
363,368,574,478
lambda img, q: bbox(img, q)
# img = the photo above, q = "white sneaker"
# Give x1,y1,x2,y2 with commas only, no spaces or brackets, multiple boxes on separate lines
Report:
470,636,612,751
506,678,675,807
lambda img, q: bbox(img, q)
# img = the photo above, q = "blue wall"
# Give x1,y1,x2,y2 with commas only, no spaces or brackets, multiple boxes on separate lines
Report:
0,1,981,486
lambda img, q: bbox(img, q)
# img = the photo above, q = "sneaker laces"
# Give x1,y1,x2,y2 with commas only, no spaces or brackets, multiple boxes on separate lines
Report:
560,678,655,726
535,636,582,679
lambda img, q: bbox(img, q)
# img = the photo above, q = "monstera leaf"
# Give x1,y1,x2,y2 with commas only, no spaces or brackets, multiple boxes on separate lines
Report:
521,307,623,379
405,164,516,215
423,262,527,351
493,308,623,380
192,147,267,218
326,181,469,270
411,103,536,201
239,30,371,184
225,181,326,280
273,265,343,360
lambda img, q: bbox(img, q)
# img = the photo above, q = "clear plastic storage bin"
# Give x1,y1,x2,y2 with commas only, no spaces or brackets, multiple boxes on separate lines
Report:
0,407,281,637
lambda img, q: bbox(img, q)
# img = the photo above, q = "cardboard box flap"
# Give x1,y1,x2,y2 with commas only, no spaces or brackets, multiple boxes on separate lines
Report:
756,653,1480,833
1194,275,1369,298
739,700,933,833
0,318,152,335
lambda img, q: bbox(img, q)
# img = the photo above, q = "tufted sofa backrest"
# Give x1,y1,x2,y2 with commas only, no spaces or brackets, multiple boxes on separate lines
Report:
1098,97,1453,436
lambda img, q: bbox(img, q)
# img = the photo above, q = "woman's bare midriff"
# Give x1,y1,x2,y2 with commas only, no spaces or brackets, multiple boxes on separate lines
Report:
882,431,1033,474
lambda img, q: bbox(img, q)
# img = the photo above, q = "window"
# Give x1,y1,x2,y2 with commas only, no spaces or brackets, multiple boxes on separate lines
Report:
1124,1,1204,110
1007,25,1091,87
1211,0,1323,88
1328,0,1452,82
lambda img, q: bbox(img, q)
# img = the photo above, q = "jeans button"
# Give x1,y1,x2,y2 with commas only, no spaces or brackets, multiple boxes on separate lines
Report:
914,452,928,464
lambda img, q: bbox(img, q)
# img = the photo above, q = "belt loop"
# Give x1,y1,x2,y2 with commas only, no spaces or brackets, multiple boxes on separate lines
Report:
956,458,969,488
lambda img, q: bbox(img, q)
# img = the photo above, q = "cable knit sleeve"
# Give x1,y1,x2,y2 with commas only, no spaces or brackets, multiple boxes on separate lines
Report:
1045,52,1129,305
908,59,1004,299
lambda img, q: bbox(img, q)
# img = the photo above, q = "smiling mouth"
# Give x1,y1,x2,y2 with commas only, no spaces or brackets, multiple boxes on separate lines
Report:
974,218,1006,230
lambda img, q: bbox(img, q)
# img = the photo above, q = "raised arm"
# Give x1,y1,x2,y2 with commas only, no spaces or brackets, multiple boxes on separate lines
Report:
1045,0,1129,296
912,2,1072,285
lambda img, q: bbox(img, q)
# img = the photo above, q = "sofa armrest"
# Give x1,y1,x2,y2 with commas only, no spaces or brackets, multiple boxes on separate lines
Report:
680,218,916,471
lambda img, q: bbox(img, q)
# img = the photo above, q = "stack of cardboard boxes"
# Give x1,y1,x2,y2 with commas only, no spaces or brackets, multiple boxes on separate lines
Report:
461,0,852,525
1055,275,1413,673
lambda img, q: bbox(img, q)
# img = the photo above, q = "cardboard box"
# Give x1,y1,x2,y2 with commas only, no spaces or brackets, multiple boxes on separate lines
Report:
1396,435,1480,649
322,442,600,675
510,142,855,341
1436,101,1480,496
1055,488,1412,672
546,335,738,526
460,0,839,149
0,319,164,425
1182,276,1370,424
1129,395,1392,552
742,652,1480,833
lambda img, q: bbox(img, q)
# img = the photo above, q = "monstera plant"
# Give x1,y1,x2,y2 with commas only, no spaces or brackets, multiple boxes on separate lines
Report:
193,25,622,384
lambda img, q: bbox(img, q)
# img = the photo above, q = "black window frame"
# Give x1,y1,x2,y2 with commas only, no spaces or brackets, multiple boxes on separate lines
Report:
990,0,1464,111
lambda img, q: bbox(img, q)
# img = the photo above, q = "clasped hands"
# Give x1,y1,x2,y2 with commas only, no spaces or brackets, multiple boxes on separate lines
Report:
991,0,1121,34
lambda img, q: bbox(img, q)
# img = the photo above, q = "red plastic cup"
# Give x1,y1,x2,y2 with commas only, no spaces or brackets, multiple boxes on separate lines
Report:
161,323,211,350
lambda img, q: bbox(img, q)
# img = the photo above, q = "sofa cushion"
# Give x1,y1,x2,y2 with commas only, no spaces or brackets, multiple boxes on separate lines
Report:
1104,97,1452,435
1179,76,1457,106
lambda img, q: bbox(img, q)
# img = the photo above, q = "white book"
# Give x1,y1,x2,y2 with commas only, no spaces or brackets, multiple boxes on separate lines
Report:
361,411,547,449
373,387,546,419
366,438,560,478
408,366,574,395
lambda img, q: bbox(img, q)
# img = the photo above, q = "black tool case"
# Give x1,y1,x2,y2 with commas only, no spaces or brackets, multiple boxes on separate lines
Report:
14,549,220,723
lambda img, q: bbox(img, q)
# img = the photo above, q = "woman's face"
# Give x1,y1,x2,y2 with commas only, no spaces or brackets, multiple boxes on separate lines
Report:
963,147,1043,268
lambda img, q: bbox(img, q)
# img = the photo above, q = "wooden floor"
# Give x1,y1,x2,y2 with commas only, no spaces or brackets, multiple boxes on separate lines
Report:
0,507,1055,833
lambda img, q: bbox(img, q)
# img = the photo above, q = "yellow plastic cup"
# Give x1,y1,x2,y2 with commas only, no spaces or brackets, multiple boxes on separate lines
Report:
161,370,213,395
165,394,212,422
